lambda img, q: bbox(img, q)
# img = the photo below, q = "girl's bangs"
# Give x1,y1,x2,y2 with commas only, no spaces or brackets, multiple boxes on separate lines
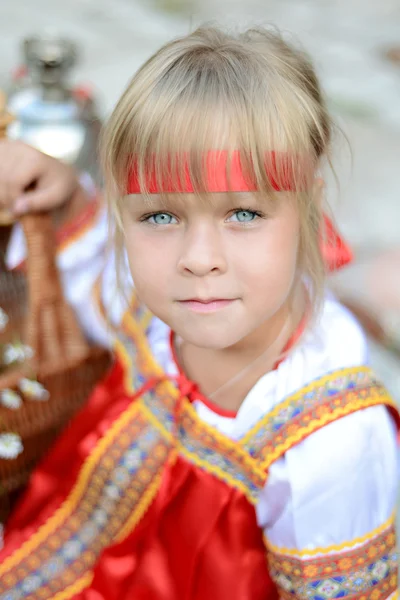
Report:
108,88,317,205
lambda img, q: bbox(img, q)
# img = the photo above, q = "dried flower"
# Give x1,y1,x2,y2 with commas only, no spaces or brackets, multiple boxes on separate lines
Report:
19,378,50,401
3,343,34,365
0,389,22,410
0,432,23,459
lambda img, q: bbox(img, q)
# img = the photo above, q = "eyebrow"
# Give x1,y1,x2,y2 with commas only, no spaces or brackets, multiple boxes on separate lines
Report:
123,194,163,210
123,191,272,214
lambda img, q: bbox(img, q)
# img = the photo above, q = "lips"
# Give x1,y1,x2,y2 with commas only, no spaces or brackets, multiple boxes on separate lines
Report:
182,298,230,304
177,298,237,313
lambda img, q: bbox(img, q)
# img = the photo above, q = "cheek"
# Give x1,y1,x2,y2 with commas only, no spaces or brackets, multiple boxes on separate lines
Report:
234,221,300,299
241,229,299,275
124,228,170,296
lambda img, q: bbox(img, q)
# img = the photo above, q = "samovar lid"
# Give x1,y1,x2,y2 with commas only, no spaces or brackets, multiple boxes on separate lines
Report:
23,34,77,88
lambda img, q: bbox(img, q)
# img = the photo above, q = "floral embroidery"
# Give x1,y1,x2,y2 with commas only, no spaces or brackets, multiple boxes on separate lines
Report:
267,518,398,600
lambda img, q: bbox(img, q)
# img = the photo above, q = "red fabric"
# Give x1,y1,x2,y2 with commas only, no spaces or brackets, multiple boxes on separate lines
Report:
127,150,309,194
1,362,277,600
322,214,353,272
84,457,276,600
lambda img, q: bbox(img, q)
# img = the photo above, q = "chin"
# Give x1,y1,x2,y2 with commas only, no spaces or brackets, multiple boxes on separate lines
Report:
175,321,247,350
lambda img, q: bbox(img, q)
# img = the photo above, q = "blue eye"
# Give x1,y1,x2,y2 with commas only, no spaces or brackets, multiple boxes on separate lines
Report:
229,210,259,223
147,213,177,225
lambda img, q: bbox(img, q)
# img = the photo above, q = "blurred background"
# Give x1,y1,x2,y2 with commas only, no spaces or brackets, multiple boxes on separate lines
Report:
0,0,399,398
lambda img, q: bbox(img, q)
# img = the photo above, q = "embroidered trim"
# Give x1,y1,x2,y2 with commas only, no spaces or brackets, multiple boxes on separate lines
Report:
267,516,398,600
241,366,397,468
0,404,172,600
115,311,163,395
53,573,93,600
176,407,265,502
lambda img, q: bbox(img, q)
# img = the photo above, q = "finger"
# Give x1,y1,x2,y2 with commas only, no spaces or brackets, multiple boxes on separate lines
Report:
0,161,41,209
0,206,14,225
13,184,66,215
0,157,17,207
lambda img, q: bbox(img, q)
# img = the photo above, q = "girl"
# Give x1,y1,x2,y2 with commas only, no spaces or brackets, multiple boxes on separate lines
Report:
0,25,398,600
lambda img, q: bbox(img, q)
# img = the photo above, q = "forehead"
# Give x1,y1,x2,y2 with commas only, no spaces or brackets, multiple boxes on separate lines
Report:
123,191,251,209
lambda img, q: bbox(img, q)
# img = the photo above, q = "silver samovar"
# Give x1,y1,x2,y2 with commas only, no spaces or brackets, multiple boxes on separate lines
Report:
7,34,102,183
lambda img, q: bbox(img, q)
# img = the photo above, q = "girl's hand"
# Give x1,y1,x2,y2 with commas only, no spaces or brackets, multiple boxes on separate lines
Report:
0,140,80,217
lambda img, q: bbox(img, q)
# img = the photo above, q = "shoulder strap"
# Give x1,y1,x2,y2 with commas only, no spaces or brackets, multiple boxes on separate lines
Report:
241,366,399,470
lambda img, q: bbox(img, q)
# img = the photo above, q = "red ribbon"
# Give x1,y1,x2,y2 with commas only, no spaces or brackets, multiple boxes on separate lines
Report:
322,215,353,272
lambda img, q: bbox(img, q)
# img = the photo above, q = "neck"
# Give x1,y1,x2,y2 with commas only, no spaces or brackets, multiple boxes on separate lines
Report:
176,286,307,412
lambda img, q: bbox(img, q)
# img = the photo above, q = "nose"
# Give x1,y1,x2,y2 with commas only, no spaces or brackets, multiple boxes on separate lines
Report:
177,220,227,277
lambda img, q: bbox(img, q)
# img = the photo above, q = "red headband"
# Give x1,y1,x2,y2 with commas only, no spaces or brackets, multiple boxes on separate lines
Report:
127,150,310,194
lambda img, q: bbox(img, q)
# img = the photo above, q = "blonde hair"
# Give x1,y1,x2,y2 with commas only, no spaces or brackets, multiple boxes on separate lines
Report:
101,25,334,320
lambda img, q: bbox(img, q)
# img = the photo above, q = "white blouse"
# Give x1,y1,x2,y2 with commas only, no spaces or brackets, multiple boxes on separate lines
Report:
8,202,399,596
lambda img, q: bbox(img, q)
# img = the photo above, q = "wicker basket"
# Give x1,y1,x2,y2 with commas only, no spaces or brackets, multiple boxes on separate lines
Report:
0,98,111,521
